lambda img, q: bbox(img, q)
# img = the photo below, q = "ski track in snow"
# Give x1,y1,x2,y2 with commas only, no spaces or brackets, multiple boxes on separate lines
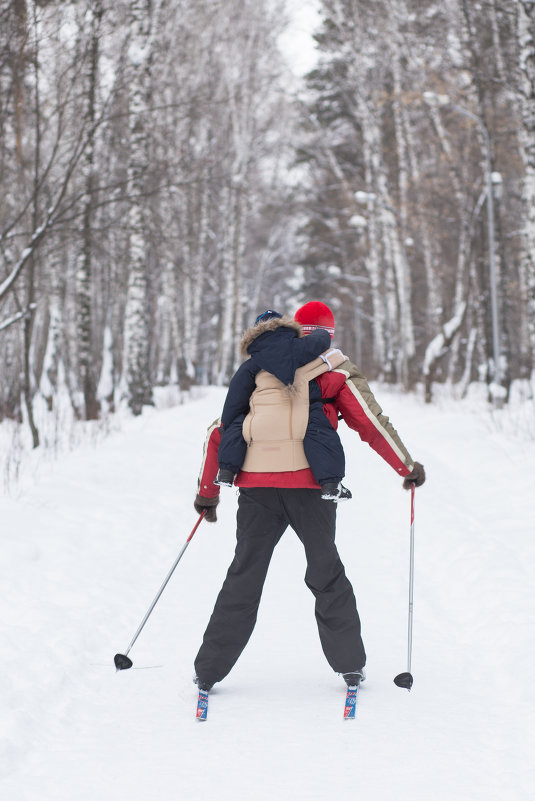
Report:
1,386,534,801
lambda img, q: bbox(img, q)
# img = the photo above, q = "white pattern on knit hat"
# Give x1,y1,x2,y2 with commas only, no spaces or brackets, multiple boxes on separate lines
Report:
301,323,335,337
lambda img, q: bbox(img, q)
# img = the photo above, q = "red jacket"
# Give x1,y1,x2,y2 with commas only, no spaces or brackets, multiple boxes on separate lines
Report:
197,360,414,498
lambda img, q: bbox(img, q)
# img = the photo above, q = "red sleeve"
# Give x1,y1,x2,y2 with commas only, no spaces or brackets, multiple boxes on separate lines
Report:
197,420,222,498
335,382,412,476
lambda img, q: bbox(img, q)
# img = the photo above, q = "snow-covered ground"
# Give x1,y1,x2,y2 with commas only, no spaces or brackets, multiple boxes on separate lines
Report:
1,385,534,801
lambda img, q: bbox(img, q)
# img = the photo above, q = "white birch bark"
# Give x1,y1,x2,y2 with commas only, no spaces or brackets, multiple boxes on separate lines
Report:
358,95,410,381
517,1,535,367
217,184,235,385
97,326,116,411
390,49,416,384
189,176,209,369
123,0,154,414
424,101,475,382
76,0,103,420
357,105,387,370
181,166,209,380
40,254,63,409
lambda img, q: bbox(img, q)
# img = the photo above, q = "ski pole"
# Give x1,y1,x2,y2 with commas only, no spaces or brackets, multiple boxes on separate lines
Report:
394,483,415,691
114,510,206,671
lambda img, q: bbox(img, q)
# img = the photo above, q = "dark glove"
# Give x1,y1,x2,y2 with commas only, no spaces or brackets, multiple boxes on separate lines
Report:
403,462,426,490
194,493,220,522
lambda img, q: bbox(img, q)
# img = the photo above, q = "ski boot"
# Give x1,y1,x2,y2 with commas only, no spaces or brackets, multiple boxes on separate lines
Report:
214,468,235,488
342,668,366,687
321,482,352,502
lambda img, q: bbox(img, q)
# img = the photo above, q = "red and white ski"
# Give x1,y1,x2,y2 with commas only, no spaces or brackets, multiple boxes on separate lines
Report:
196,689,209,721
343,685,359,720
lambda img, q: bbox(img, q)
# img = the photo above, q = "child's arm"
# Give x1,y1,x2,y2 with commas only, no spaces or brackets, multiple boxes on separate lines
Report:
293,328,332,367
218,413,247,472
220,361,258,428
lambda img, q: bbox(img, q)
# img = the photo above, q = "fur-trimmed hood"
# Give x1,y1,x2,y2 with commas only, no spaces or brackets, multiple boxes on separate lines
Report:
236,315,331,388
239,315,302,358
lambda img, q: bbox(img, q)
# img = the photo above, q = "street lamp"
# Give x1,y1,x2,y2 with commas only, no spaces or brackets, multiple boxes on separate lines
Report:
423,92,503,389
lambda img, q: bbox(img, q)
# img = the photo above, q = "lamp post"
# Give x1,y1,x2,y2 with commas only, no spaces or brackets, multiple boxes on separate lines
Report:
423,93,502,388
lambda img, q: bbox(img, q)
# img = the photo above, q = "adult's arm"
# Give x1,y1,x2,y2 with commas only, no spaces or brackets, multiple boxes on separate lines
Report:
196,419,222,498
333,361,415,477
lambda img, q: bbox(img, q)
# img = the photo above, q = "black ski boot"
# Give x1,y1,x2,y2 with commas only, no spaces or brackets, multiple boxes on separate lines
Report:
214,468,235,488
321,482,352,502
193,674,214,693
342,668,366,687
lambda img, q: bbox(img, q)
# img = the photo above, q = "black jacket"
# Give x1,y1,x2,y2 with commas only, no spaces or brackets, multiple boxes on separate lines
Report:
218,317,345,482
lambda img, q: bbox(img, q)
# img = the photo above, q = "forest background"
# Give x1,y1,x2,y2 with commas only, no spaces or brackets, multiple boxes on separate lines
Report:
2,0,535,451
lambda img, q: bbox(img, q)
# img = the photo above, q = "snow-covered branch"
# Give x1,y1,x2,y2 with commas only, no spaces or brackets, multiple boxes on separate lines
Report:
0,223,49,303
0,304,36,332
423,303,467,402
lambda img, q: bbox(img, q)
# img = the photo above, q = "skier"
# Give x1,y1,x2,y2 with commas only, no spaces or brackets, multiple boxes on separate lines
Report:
216,308,351,501
193,301,426,694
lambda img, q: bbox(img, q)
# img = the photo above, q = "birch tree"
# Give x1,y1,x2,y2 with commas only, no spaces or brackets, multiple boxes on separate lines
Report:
517,0,535,366
76,0,104,420
123,0,154,415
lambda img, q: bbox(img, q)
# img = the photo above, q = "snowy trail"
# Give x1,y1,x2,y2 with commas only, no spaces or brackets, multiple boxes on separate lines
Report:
1,387,534,801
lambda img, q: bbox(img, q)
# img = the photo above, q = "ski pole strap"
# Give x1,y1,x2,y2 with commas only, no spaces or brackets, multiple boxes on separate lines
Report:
188,509,207,542
310,396,343,419
310,397,337,404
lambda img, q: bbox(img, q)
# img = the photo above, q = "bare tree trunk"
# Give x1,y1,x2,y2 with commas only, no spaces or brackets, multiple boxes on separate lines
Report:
23,4,41,448
12,0,27,165
460,0,506,390
124,0,154,414
424,98,475,387
517,1,535,372
232,182,247,371
40,252,62,411
76,0,103,421
189,173,209,370
359,109,387,371
217,184,235,385
364,99,412,383
390,30,416,386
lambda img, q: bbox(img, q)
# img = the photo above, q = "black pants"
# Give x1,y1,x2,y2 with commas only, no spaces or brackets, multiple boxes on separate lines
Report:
194,487,366,685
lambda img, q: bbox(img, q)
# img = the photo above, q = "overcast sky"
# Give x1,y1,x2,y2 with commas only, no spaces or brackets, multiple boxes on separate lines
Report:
279,0,320,76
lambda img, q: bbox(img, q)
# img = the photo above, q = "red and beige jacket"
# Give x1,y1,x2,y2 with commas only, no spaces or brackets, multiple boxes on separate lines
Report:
197,358,415,499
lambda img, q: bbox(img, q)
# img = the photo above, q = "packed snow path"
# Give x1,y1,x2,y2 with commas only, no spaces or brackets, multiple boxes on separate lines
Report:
1,387,534,801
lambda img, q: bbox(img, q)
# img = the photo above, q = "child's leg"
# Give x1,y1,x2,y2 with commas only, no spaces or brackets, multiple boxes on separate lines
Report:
303,417,345,486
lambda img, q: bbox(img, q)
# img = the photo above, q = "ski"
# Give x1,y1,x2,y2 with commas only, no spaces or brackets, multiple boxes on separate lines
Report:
196,689,209,721
343,685,359,720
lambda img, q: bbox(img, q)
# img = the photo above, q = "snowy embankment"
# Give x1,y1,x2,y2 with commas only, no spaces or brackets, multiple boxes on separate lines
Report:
1,385,534,801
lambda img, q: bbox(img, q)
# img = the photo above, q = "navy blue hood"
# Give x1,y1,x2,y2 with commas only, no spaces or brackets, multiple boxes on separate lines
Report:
240,315,331,386
247,326,304,385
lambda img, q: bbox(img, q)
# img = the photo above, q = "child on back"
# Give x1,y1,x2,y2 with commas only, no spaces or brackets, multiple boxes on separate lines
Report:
215,309,351,501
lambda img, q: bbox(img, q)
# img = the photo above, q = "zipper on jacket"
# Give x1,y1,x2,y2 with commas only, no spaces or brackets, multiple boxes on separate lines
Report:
288,392,293,440
245,396,255,445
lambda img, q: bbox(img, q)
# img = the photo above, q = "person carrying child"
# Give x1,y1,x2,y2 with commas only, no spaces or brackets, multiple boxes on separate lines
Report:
192,300,426,695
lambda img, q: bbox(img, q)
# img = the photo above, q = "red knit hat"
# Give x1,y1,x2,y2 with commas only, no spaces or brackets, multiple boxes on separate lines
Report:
294,301,335,338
